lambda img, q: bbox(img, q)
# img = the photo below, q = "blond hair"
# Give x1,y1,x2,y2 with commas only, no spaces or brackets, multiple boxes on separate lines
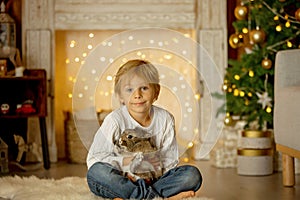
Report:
114,59,160,98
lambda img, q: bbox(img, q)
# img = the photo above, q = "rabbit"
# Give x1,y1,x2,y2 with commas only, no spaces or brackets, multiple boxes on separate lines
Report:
118,129,157,153
113,128,160,182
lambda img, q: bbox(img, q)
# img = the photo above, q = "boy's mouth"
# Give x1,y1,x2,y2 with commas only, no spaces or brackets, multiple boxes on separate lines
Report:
132,101,146,106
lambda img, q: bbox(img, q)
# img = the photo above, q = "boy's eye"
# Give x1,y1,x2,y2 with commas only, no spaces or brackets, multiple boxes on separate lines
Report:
141,86,149,91
125,88,133,93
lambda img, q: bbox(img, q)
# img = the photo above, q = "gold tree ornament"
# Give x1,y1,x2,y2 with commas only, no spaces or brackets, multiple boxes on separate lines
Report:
261,58,272,69
234,5,248,20
229,33,242,49
224,113,233,126
295,8,300,22
249,27,266,44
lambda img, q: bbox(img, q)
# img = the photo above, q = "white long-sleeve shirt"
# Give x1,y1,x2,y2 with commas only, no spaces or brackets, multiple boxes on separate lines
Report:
87,105,179,173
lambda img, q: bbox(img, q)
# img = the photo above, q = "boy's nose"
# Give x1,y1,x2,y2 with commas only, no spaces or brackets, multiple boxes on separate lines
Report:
133,89,142,99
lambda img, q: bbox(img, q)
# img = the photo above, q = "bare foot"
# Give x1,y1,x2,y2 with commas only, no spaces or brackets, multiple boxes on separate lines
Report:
113,198,123,200
167,191,195,200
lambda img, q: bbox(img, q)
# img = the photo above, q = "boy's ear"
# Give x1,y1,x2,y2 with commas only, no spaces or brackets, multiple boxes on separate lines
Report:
154,85,161,100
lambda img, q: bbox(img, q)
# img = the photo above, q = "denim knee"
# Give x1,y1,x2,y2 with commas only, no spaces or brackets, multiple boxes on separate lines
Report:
181,165,202,191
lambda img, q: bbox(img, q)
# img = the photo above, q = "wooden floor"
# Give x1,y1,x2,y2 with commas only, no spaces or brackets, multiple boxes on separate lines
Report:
3,160,300,200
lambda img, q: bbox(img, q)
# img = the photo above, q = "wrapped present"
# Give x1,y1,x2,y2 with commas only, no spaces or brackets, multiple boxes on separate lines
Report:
210,120,245,168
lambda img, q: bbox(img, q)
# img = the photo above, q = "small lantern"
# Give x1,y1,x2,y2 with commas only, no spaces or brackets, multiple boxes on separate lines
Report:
0,1,16,58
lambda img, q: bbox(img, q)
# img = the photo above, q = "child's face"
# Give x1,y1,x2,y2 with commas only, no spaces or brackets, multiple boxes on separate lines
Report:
119,74,157,116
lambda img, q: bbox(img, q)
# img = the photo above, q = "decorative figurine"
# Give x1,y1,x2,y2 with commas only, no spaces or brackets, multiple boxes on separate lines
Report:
0,103,9,114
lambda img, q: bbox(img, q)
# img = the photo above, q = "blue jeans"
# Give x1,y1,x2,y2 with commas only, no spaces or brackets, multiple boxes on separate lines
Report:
87,162,202,199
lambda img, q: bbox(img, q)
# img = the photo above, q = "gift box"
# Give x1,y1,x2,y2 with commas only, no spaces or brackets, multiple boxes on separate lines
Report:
237,130,274,176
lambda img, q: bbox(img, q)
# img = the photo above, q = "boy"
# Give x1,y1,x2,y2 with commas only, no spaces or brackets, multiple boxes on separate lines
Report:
87,59,202,199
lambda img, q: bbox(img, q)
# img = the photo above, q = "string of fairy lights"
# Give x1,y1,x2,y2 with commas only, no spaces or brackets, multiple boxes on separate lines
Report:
63,29,208,157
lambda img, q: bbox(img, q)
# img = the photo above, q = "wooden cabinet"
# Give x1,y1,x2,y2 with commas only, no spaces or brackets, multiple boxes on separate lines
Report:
0,69,50,169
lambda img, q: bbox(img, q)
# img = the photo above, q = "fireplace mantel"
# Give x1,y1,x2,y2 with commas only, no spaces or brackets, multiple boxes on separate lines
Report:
22,0,227,161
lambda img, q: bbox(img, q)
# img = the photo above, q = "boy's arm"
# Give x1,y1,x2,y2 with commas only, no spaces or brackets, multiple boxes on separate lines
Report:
87,115,124,168
160,116,179,173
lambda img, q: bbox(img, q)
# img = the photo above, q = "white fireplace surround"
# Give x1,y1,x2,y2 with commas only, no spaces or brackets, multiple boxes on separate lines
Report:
21,0,227,162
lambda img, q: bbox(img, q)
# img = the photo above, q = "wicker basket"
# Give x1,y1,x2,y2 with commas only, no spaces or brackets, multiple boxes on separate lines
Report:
64,110,111,164
64,112,88,164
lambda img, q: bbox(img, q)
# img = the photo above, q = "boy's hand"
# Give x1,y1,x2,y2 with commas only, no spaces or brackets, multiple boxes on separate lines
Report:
130,152,143,171
126,173,137,182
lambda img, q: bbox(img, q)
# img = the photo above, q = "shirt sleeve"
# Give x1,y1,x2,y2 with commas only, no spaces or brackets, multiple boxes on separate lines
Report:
159,113,179,173
86,114,123,169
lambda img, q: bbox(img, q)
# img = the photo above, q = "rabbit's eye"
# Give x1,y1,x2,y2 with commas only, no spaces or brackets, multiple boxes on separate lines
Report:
127,134,133,139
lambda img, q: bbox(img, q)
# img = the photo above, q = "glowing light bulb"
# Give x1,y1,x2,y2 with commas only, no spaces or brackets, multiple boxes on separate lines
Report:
276,25,282,32
188,142,194,148
89,33,94,38
128,36,134,40
234,75,240,80
234,89,239,96
106,75,113,81
266,106,272,113
242,28,248,34
164,54,172,60
194,93,201,100
249,70,254,77
239,91,245,97
70,40,76,48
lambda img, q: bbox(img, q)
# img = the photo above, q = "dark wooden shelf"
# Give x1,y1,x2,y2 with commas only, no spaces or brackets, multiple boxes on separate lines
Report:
0,69,50,169
0,114,41,118
0,69,47,118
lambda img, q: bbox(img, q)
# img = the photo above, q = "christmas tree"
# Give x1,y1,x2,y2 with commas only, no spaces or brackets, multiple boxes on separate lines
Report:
221,0,300,129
